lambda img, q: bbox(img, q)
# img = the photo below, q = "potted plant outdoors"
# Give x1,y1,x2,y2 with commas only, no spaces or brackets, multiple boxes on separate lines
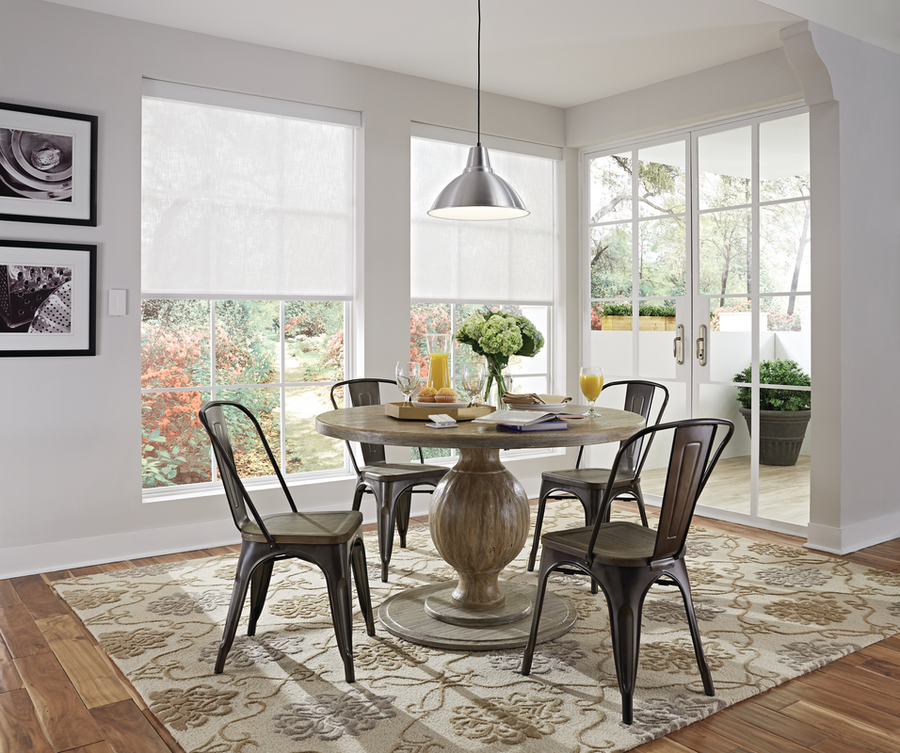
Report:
733,358,811,466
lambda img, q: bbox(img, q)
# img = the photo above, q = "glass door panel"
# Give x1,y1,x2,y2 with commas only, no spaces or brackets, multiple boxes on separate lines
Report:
586,111,810,534
696,383,751,515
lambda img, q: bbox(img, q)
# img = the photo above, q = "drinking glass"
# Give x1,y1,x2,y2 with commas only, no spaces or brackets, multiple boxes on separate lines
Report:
580,366,604,417
395,361,420,405
461,363,486,406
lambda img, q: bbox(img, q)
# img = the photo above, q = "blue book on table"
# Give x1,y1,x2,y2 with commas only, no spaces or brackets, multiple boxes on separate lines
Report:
497,420,568,432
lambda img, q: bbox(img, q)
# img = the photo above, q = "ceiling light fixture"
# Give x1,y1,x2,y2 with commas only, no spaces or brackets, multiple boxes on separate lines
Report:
427,0,529,221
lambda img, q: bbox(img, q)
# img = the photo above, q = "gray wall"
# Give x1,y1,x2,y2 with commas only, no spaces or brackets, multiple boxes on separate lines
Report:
2,2,898,575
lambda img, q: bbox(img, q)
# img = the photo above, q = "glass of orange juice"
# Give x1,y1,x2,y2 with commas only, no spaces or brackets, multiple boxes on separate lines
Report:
579,366,604,417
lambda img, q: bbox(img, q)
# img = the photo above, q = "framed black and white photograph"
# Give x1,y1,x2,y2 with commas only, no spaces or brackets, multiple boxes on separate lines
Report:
0,102,97,226
0,240,96,357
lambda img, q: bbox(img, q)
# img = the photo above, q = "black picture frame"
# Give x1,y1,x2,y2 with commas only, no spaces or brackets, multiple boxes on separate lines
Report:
0,240,97,357
0,102,98,226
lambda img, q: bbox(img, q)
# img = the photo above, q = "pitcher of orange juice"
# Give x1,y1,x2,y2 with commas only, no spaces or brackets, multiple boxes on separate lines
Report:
426,334,451,391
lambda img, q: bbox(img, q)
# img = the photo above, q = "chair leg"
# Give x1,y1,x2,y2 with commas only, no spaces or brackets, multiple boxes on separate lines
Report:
216,542,266,674
321,543,357,683
597,565,650,725
396,489,412,548
372,481,397,583
350,537,376,637
247,559,274,637
526,486,552,572
521,554,556,675
670,561,715,697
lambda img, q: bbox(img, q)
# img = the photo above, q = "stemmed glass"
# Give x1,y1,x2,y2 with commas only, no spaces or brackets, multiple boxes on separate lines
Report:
461,363,486,407
580,366,604,417
395,361,420,406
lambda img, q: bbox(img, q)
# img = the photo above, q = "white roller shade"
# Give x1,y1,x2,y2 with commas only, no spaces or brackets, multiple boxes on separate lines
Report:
411,135,558,304
141,84,357,298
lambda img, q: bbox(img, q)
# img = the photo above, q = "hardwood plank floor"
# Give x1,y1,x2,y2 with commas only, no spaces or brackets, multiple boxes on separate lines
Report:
0,511,897,753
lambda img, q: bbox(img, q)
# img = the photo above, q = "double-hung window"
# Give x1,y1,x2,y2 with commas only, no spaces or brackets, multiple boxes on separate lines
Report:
409,126,561,456
140,81,358,493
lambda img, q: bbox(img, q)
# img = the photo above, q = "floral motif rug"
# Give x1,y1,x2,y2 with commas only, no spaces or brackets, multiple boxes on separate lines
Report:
53,501,900,753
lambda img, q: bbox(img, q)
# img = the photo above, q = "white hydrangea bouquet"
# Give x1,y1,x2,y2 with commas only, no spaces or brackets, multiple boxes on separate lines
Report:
456,310,545,407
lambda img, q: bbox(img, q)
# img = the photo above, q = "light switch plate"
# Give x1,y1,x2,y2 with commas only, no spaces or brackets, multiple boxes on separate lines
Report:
109,289,127,316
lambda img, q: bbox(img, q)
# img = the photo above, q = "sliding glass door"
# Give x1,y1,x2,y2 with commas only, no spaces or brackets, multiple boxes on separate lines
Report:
585,107,811,535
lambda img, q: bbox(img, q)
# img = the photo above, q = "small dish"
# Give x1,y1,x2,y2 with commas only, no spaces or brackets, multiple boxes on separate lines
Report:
413,401,469,409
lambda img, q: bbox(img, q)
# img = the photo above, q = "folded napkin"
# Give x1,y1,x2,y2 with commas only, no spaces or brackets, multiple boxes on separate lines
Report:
502,393,572,406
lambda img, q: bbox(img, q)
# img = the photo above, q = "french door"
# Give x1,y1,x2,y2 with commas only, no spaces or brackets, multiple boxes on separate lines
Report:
584,107,812,535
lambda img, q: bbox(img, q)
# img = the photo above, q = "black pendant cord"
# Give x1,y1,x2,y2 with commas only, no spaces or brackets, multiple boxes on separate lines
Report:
476,0,482,147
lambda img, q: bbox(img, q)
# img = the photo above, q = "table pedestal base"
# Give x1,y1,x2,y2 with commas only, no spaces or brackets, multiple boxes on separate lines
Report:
378,582,576,651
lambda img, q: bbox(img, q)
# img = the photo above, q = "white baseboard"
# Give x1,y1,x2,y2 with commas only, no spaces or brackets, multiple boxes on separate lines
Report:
0,475,546,579
806,508,900,555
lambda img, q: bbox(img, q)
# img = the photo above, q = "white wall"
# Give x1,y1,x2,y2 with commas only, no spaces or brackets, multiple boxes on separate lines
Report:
781,22,900,553
3,3,898,576
0,0,568,577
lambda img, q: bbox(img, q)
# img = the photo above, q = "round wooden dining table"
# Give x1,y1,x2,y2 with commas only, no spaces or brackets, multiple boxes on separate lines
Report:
315,404,645,650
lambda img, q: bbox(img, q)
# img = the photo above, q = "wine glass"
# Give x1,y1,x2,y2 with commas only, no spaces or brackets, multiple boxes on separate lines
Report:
395,361,420,406
461,363,486,406
580,366,604,417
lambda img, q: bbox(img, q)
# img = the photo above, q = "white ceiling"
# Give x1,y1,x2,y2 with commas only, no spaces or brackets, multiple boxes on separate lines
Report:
40,0,900,108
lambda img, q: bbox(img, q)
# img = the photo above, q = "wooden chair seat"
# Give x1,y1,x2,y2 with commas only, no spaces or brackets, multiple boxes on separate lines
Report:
241,511,364,545
360,462,448,482
541,521,657,567
540,466,637,490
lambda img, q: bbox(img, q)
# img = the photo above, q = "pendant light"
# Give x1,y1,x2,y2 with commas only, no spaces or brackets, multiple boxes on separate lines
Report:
428,0,529,220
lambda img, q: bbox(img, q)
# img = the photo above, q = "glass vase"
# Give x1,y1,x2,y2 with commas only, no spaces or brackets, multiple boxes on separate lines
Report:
484,359,510,409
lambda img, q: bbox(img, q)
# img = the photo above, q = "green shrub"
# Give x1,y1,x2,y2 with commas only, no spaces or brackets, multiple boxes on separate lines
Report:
594,301,677,317
734,359,811,411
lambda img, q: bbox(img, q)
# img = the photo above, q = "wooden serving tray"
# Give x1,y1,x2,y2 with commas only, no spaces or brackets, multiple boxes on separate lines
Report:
385,402,496,421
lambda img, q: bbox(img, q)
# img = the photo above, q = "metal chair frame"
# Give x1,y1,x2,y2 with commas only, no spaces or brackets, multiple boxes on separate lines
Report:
330,378,449,582
527,380,670,583
199,400,375,683
521,418,734,724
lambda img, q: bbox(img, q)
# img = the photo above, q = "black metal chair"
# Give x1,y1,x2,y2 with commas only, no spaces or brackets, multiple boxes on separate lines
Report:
527,380,669,582
198,400,374,683
330,378,449,582
521,418,734,724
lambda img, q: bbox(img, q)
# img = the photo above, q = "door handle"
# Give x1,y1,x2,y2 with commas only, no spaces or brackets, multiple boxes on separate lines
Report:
673,324,684,365
696,324,707,366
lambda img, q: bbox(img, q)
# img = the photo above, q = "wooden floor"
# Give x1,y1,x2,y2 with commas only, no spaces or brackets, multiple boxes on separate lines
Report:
642,455,812,526
1,508,899,753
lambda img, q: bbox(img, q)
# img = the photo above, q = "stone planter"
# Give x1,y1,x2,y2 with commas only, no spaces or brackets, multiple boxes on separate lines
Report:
738,407,811,466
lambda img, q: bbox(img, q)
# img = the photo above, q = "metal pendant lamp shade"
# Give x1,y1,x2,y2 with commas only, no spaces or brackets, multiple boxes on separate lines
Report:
428,145,529,220
427,0,529,221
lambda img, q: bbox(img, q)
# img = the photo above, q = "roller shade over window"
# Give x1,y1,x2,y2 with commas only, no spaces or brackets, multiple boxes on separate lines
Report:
410,129,560,305
141,80,358,298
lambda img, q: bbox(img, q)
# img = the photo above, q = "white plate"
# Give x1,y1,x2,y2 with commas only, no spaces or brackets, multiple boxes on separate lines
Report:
412,401,469,409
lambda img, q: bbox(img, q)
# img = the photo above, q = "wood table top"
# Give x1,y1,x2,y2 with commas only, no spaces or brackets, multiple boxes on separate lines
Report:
315,404,645,450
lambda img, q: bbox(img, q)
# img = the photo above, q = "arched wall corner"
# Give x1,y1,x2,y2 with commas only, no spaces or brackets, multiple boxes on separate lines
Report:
780,21,843,553
782,21,900,554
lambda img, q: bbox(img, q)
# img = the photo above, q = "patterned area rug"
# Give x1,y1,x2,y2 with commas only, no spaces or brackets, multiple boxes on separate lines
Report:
54,501,900,753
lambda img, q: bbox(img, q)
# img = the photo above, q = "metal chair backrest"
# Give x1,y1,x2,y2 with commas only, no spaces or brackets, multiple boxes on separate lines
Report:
330,378,395,470
576,380,669,479
198,401,298,545
588,418,734,567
